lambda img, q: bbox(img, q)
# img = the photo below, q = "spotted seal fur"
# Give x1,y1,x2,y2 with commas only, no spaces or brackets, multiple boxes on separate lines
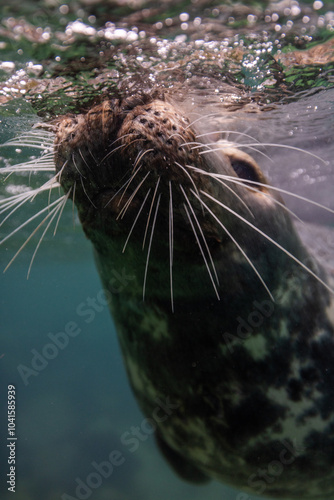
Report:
23,91,334,497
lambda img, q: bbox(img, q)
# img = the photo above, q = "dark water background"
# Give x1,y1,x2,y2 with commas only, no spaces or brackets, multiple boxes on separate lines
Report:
1,1,334,499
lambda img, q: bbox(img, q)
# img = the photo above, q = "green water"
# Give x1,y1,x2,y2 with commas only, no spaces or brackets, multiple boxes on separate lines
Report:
1,1,334,499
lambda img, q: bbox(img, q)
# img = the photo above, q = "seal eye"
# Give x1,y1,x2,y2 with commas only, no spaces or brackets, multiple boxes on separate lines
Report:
229,158,261,184
224,147,267,190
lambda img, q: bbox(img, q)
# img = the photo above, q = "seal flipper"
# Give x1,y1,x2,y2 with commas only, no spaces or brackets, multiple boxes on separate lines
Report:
155,432,210,484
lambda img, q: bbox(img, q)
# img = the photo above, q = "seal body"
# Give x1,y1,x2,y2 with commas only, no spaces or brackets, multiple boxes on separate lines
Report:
55,91,334,498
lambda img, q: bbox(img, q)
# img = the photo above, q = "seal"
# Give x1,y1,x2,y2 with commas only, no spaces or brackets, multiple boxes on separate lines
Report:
30,91,334,497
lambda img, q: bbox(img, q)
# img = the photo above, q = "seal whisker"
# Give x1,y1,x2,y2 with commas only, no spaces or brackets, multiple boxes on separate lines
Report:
101,136,140,164
174,161,201,200
32,122,58,134
78,148,92,172
98,133,134,164
221,177,334,215
143,192,161,302
0,177,60,224
208,174,255,219
1,133,54,150
185,165,334,215
0,186,49,212
72,182,77,225
199,143,327,165
183,201,220,300
110,133,133,147
0,190,42,223
27,191,71,278
142,176,161,249
25,172,59,196
0,195,66,246
80,176,97,208
179,140,205,149
56,160,68,187
122,188,152,253
213,174,304,223
196,130,261,144
219,142,273,162
1,154,55,178
191,141,272,163
47,178,55,208
53,190,70,237
184,113,221,131
198,189,334,295
72,152,86,179
88,147,99,165
100,143,127,164
118,171,150,220
2,153,55,169
103,175,136,208
132,148,154,173
180,185,219,288
167,132,187,142
117,164,144,210
191,190,274,300
183,164,301,222
169,181,174,313
2,195,67,272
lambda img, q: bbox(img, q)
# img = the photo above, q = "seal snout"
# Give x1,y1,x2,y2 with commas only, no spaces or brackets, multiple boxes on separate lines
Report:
54,95,277,230
118,100,203,180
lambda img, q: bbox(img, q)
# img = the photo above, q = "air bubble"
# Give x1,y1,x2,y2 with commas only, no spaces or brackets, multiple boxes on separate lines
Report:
179,13,189,22
313,1,323,10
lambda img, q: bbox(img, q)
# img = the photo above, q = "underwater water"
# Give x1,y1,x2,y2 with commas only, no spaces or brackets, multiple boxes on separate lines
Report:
1,1,334,499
